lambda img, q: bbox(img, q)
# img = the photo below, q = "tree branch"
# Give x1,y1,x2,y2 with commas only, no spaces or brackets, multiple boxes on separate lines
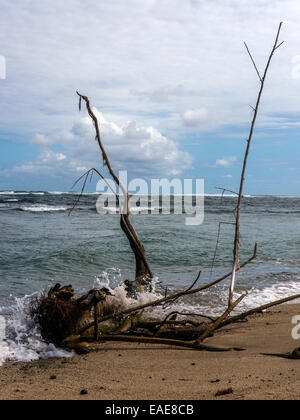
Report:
77,243,257,334
219,292,300,329
229,23,283,307
244,42,262,82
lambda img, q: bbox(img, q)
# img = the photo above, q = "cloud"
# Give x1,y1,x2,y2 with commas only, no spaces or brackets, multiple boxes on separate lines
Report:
222,174,233,178
1,0,300,138
30,133,55,146
182,108,209,127
131,84,201,102
5,109,193,181
1,0,300,193
291,55,300,80
6,149,82,177
215,156,237,168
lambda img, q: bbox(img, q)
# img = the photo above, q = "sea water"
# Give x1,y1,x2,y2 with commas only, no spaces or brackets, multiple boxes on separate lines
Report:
0,191,300,364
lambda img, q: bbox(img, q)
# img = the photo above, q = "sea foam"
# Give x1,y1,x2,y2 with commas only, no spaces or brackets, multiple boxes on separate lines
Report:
1,271,300,366
0,293,70,367
20,205,68,212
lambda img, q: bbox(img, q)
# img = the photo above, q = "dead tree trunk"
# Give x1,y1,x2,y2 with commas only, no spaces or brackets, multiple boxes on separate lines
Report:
120,214,153,284
76,92,152,285
229,23,284,307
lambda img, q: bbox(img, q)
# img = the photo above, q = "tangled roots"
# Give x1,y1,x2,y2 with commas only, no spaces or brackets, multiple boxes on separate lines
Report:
30,297,83,345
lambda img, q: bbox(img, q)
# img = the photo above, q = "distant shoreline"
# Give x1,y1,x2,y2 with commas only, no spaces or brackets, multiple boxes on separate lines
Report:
1,190,300,198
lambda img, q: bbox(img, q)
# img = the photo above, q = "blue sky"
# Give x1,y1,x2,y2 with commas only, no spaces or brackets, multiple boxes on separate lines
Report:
0,0,300,195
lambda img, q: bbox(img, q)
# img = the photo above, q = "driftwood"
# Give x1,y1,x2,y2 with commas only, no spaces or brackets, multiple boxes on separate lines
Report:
82,334,245,353
31,23,292,357
75,93,152,286
262,348,300,360
196,293,247,343
228,22,284,306
32,280,299,354
31,286,114,345
218,293,300,329
95,244,258,326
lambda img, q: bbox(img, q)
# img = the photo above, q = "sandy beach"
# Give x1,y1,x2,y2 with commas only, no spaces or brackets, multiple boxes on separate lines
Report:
0,304,299,400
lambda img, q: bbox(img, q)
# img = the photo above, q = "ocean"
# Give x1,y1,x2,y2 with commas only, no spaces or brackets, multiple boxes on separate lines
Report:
0,191,300,363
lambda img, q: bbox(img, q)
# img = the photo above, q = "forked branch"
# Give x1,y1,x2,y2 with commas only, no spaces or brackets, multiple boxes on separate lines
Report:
76,92,153,283
229,23,284,307
78,243,257,334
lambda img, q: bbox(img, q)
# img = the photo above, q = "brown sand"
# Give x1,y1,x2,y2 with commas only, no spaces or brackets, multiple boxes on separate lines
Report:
1,304,300,400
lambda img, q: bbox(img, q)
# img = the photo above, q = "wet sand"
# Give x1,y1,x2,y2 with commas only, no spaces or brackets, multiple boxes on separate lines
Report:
1,304,300,400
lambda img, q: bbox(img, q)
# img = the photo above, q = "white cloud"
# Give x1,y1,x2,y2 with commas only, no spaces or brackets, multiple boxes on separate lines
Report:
291,55,300,80
182,108,209,127
1,0,300,137
7,149,83,177
6,109,193,180
215,156,237,168
222,174,233,178
1,0,300,192
30,133,54,146
131,84,201,102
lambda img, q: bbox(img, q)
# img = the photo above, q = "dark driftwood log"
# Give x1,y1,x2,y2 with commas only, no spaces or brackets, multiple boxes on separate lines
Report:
48,284,74,300
31,286,113,345
76,92,152,285
78,334,244,352
154,326,209,341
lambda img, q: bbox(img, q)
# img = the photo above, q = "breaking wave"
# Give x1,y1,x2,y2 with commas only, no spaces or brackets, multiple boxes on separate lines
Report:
0,293,70,367
1,270,300,366
20,205,69,213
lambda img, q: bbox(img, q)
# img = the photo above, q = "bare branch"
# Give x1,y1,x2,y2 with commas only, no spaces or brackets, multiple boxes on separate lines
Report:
210,221,235,280
244,42,262,82
163,271,202,308
275,40,285,50
219,292,300,329
80,243,257,329
229,23,284,307
91,334,245,352
154,310,215,334
76,92,153,281
216,187,240,196
196,293,247,343
69,168,118,216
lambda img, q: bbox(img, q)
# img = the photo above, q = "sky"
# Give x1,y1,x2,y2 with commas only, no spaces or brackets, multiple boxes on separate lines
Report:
0,0,300,195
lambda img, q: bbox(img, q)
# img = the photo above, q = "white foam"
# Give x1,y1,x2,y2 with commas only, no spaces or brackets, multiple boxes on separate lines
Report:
103,206,159,213
1,272,300,367
0,293,70,367
0,192,45,196
237,280,300,311
21,205,68,212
